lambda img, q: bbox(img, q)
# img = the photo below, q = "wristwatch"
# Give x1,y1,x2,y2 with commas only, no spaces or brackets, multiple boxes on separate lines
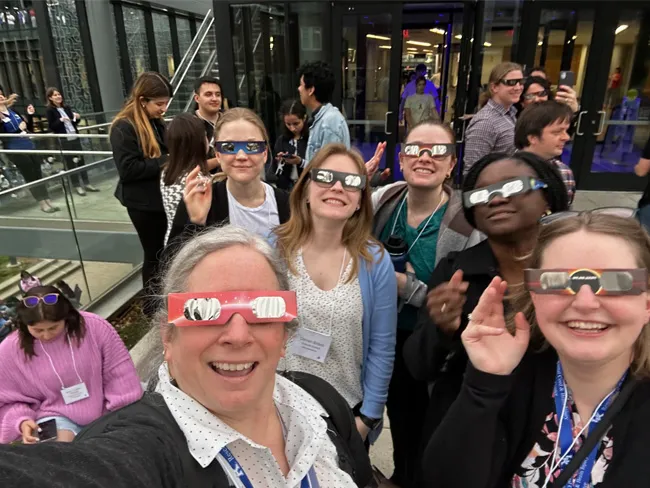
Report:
359,414,382,430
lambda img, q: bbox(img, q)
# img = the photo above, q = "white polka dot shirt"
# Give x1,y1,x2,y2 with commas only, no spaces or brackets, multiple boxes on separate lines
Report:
155,363,357,487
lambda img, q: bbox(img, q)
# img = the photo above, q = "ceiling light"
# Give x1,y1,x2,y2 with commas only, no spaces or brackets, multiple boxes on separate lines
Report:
434,44,439,48
423,49,433,53
572,35,577,40
379,45,391,49
429,28,446,35
484,42,492,47
366,34,391,41
407,40,431,47
538,41,543,46
615,25,628,35
454,34,462,40
407,47,418,51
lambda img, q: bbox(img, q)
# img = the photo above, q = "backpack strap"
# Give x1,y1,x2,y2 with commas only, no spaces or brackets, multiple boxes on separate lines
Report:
282,371,374,487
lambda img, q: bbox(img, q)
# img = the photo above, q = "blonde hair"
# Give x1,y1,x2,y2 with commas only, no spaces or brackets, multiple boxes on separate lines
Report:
478,61,523,108
508,213,650,378
212,108,270,183
274,143,381,281
111,72,171,159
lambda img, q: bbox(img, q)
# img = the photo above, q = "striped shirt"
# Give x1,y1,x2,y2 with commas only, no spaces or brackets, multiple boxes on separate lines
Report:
464,99,518,173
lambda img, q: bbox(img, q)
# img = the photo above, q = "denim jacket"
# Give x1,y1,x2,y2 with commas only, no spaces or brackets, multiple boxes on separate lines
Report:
304,103,350,164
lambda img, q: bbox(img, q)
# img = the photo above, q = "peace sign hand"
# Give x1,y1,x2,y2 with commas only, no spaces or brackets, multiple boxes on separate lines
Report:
461,277,530,376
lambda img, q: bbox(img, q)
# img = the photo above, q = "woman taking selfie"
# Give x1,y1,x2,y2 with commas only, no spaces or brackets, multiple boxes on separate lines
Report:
0,226,372,488
372,119,478,487
0,285,141,444
274,143,397,443
167,108,290,245
110,72,171,314
403,152,569,472
425,213,650,487
272,99,307,191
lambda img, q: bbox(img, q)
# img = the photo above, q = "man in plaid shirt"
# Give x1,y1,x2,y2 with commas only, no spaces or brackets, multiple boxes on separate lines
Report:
514,100,576,205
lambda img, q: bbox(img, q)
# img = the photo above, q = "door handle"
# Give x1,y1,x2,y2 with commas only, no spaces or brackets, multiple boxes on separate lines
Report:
575,110,588,136
384,111,393,135
594,110,606,136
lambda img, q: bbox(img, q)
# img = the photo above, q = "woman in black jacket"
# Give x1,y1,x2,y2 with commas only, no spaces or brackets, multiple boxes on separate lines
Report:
110,72,171,315
403,152,569,482
272,99,307,191
166,108,290,251
426,213,650,487
45,87,98,196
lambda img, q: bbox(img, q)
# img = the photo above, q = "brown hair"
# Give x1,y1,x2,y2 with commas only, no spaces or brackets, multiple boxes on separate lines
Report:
508,213,650,377
16,285,86,359
478,61,523,108
111,72,172,159
274,143,380,281
45,87,63,108
162,113,208,186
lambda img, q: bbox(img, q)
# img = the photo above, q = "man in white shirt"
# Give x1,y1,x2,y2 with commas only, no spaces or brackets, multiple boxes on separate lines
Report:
404,76,439,128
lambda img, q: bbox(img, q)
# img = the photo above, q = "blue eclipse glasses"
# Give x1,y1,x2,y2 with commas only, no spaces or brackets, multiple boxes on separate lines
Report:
215,141,267,155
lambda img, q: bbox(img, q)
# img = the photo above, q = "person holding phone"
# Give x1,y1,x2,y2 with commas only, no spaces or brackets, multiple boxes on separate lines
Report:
0,285,142,444
273,99,308,190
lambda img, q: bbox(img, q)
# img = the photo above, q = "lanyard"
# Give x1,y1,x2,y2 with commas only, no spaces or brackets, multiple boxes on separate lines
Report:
547,361,626,488
390,192,444,254
39,336,84,389
2,110,22,133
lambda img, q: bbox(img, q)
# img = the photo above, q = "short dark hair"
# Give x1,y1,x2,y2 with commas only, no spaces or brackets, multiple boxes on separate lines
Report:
297,61,335,104
16,285,86,359
515,100,573,150
163,113,209,186
279,99,309,139
193,76,222,95
527,66,547,77
46,87,62,108
519,76,553,106
416,63,427,73
462,152,569,228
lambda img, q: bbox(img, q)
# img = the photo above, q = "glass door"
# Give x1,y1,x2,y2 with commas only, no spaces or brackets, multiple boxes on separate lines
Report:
332,3,403,177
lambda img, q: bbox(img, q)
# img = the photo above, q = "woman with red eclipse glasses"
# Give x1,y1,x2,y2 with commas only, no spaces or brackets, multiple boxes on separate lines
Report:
424,213,650,487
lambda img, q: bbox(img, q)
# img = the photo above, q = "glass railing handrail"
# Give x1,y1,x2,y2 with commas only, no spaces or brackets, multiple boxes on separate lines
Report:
0,133,108,139
0,150,112,155
182,49,219,113
0,156,113,197
78,122,112,132
169,9,213,87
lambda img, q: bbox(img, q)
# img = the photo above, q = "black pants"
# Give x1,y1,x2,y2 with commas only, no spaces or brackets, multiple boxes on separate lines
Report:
60,138,89,188
127,208,167,316
12,154,48,201
386,328,430,488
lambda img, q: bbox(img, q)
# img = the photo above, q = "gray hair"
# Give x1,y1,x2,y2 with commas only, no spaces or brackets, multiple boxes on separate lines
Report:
142,225,297,389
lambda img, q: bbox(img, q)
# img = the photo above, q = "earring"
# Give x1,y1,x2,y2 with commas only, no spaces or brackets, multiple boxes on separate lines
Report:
356,206,360,211
543,208,552,217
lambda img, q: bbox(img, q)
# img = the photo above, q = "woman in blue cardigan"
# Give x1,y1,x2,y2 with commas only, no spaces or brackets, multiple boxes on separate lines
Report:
274,143,397,443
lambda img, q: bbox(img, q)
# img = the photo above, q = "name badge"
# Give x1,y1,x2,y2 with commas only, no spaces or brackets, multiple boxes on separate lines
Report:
61,382,89,405
289,328,332,363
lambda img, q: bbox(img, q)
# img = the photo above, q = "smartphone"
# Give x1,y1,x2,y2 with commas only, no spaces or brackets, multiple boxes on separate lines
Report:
559,71,575,89
37,419,57,442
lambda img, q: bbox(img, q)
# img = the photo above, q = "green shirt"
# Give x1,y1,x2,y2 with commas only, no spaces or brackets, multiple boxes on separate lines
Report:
380,195,447,330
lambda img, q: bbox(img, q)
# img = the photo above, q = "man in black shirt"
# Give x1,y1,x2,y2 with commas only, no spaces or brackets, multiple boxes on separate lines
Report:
193,76,223,171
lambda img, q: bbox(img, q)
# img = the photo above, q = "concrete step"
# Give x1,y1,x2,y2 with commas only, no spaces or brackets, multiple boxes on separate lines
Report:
0,259,81,301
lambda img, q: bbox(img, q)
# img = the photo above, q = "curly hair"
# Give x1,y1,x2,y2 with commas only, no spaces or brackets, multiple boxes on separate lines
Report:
461,152,570,227
297,61,335,104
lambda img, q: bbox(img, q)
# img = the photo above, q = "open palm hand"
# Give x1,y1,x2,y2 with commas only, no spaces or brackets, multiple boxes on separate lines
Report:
461,277,530,376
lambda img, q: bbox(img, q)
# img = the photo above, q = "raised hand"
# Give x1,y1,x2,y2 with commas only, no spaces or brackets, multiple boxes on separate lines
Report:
461,277,530,376
555,85,579,113
365,141,386,179
426,269,469,336
183,165,213,226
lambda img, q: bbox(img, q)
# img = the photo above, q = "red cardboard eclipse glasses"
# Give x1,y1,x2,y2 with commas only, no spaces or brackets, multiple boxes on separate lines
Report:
168,291,297,326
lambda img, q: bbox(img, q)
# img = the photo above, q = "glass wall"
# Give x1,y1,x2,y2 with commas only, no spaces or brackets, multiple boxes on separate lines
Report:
152,12,173,78
123,6,151,81
177,16,193,59
479,1,523,85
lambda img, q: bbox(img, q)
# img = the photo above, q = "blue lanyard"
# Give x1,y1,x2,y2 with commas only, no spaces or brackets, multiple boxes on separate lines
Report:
219,446,320,488
553,362,626,488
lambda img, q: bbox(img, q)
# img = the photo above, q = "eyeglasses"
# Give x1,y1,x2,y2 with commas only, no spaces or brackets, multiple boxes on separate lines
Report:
403,143,455,159
168,291,297,326
525,268,648,296
539,207,637,225
22,294,59,308
310,168,367,192
499,78,526,87
215,141,267,154
523,90,548,100
463,177,547,208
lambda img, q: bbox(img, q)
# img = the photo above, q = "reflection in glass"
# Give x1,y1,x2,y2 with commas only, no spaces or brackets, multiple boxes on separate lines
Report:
123,7,150,81
152,13,173,78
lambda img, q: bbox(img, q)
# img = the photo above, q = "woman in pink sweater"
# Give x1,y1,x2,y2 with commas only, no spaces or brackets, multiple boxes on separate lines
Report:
0,285,142,444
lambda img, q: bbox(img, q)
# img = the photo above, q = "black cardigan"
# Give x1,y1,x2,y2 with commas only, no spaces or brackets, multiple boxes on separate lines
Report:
110,118,167,212
45,105,78,134
424,348,650,487
165,179,290,256
272,134,307,190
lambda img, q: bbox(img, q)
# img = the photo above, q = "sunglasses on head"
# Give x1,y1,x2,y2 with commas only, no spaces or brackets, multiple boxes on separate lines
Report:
403,143,455,159
22,293,59,308
525,268,648,296
464,177,548,208
215,141,267,155
523,90,548,100
499,78,526,87
168,291,297,326
539,207,637,225
310,168,366,192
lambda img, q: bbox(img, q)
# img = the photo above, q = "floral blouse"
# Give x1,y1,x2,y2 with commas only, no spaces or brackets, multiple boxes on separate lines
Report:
512,389,614,487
